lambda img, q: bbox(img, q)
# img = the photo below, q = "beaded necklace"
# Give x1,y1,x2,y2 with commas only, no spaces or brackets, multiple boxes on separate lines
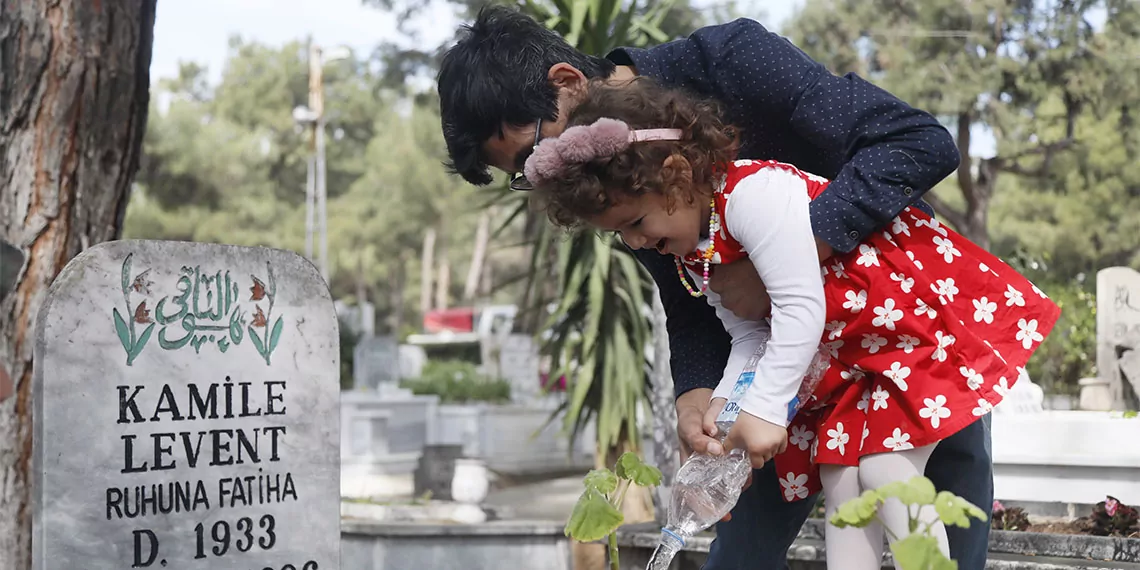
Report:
674,195,719,298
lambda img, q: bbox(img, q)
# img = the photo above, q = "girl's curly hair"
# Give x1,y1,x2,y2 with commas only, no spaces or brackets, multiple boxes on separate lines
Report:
530,77,739,229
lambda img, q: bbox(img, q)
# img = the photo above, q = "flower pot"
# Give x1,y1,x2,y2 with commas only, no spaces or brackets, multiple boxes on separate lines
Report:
1078,377,1113,411
451,458,490,505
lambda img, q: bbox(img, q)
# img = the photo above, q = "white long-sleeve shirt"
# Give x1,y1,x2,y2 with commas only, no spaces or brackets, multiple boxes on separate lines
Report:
699,166,828,427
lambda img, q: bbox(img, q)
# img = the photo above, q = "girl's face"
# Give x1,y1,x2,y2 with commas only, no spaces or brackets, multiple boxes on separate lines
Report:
587,191,708,257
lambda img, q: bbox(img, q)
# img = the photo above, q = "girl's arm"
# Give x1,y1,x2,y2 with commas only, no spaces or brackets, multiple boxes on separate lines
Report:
710,166,827,427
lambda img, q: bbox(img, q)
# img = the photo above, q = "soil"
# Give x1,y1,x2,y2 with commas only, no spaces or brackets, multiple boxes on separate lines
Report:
1024,518,1140,539
1026,519,1095,535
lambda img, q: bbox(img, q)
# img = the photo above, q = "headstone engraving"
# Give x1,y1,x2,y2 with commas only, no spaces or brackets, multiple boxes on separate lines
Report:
352,335,398,390
1096,267,1140,410
33,240,340,570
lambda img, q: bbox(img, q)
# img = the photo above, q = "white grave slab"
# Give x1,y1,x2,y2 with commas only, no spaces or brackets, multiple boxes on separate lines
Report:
1096,267,1140,409
33,240,340,570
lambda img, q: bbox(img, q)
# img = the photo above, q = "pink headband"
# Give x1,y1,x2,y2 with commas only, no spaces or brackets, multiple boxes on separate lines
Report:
523,118,683,185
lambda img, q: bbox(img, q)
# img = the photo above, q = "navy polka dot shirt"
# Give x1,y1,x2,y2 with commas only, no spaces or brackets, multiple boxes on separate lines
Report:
605,18,961,398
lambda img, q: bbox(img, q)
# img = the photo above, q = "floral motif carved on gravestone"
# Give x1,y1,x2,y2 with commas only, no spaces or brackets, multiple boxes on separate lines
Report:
111,253,285,366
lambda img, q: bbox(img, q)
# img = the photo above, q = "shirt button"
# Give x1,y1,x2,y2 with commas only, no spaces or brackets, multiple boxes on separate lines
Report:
847,231,859,240
903,186,914,195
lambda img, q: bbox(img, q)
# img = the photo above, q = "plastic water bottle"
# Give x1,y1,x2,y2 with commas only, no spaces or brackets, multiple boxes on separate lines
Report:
644,351,761,570
646,340,832,570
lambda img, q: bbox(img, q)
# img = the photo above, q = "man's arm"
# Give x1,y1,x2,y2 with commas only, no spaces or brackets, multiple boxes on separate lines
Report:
615,18,960,254
629,246,731,399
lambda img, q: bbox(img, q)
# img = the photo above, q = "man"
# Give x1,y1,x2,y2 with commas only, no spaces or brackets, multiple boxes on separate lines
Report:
437,7,991,569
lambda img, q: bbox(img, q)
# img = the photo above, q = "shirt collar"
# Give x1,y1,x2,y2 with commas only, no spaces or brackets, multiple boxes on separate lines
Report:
605,47,663,80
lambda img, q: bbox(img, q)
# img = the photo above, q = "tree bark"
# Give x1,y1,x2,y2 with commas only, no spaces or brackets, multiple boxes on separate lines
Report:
0,1,156,567
436,257,450,310
462,210,490,302
925,112,993,251
419,227,436,316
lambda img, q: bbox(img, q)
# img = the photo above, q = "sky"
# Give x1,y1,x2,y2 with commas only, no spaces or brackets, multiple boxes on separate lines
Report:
149,0,999,156
149,0,803,83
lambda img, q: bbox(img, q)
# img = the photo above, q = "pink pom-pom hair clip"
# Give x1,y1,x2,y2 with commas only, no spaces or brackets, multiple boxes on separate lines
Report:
522,118,682,187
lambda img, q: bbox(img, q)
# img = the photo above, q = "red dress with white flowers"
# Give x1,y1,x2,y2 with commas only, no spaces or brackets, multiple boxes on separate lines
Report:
680,160,1061,503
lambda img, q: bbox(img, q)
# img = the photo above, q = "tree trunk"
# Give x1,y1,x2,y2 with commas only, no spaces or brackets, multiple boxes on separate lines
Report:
0,1,156,567
463,210,491,302
436,257,450,310
389,251,406,335
925,112,993,251
419,227,436,316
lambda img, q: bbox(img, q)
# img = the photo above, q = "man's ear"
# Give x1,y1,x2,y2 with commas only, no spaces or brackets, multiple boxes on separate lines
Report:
549,63,588,94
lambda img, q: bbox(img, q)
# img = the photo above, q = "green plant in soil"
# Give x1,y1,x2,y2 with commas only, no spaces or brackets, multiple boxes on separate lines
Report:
1090,496,1139,537
399,360,511,403
831,476,987,570
565,452,663,570
990,501,1031,532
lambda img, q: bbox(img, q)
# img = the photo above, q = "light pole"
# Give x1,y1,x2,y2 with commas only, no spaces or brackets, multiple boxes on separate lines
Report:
293,42,350,283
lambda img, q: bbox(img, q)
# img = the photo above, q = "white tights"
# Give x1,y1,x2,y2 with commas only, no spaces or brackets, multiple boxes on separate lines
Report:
819,443,950,569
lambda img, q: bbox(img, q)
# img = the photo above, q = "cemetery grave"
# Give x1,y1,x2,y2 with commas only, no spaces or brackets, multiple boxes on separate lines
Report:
33,240,340,570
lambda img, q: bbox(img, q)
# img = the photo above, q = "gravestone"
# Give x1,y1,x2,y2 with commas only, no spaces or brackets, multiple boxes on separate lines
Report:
1096,267,1140,410
498,334,541,402
33,240,340,570
398,344,427,380
352,335,398,390
994,367,1045,414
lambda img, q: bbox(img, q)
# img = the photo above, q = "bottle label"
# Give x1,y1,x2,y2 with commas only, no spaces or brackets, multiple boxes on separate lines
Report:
786,396,800,423
716,370,755,424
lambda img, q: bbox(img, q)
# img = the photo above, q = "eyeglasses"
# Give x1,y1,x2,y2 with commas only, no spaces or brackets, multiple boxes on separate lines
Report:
508,118,543,192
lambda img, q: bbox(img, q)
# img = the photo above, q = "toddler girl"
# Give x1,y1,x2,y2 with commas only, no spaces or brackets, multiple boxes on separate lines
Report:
523,78,1060,567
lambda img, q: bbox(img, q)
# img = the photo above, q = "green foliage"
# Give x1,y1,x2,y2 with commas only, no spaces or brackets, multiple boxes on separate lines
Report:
491,0,696,462
784,0,1140,395
1020,277,1097,394
128,40,523,333
565,452,662,569
830,476,987,570
338,315,361,389
565,488,625,543
615,451,663,487
583,468,620,495
399,360,512,403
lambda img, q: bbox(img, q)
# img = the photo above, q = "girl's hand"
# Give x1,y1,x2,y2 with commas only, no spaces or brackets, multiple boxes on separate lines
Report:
723,411,788,470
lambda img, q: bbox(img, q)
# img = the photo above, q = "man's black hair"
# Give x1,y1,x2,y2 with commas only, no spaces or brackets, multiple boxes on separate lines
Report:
437,5,616,185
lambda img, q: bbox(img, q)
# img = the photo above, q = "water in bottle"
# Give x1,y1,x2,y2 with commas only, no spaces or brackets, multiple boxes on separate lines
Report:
645,339,832,570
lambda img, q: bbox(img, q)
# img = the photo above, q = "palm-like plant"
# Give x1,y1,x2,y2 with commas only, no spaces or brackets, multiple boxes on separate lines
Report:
485,0,689,469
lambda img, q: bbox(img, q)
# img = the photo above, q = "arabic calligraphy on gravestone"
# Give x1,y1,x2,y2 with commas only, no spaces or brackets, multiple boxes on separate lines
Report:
34,240,340,570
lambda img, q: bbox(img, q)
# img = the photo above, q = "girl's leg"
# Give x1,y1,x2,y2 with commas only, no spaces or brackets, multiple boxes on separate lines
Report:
820,464,884,570
858,443,950,556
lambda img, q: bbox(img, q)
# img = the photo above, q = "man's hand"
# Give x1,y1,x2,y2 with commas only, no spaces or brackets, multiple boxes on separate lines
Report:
707,259,771,320
676,388,723,460
678,390,753,523
707,398,788,470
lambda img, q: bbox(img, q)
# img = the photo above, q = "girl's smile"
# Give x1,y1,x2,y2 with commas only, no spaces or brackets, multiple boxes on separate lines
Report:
587,192,712,257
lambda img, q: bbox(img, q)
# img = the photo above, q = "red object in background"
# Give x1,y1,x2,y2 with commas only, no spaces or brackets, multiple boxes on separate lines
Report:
423,308,475,333
540,373,567,392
